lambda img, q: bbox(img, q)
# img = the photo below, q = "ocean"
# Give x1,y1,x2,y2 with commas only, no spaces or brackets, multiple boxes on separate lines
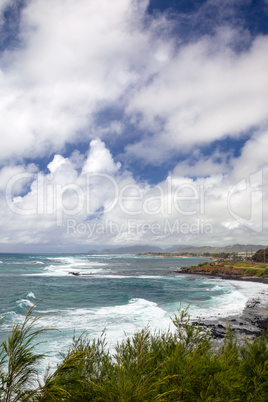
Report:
0,253,267,369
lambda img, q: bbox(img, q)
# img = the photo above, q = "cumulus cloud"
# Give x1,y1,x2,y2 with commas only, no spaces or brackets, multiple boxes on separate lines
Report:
0,0,267,250
1,0,267,167
126,32,268,163
0,0,11,18
83,139,121,174
0,139,266,251
0,0,161,161
231,129,268,180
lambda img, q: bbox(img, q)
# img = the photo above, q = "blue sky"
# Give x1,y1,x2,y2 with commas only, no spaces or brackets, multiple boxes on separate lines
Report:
0,0,267,252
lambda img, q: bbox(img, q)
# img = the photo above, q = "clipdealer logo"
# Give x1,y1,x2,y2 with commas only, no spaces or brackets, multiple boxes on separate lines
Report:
227,170,263,233
5,172,213,223
66,218,213,238
4,169,264,234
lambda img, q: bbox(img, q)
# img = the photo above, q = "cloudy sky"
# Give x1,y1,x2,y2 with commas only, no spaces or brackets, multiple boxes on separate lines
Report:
0,0,267,252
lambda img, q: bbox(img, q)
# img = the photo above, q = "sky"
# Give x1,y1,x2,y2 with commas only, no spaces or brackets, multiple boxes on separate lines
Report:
0,0,267,252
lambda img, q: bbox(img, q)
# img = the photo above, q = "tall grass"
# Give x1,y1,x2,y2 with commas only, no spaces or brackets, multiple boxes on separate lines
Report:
1,306,268,401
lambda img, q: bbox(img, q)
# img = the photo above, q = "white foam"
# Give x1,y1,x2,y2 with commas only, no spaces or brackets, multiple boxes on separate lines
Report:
189,279,268,320
210,285,222,291
16,299,34,308
24,261,110,276
0,311,24,329
46,256,108,266
34,261,44,264
27,292,36,299
32,268,107,277
35,298,172,349
22,298,174,371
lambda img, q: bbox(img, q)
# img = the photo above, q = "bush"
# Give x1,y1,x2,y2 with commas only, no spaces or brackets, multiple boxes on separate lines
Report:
261,269,268,277
1,306,268,401
244,269,257,276
255,270,265,277
211,269,219,275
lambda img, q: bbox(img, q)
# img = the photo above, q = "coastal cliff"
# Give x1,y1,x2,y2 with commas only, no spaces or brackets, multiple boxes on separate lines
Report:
175,261,268,284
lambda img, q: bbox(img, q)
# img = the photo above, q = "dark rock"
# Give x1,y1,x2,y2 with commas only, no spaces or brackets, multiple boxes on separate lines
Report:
211,328,225,339
246,298,261,308
255,318,268,330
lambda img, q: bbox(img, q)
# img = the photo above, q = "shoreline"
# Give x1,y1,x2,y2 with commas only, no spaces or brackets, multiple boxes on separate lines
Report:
174,269,268,284
175,270,268,341
193,295,268,343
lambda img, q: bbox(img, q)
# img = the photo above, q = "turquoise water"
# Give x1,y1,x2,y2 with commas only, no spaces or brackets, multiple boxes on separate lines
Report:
1,253,267,368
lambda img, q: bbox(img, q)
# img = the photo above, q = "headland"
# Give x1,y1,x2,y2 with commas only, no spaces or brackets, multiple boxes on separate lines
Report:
175,260,268,284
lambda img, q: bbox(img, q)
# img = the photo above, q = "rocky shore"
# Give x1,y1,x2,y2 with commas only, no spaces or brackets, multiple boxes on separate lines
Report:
174,265,268,342
192,296,268,344
175,270,268,284
175,265,268,284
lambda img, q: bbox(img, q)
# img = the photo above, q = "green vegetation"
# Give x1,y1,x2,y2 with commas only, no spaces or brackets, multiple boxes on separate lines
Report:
244,269,258,276
252,248,268,263
1,306,268,401
182,260,268,280
210,252,230,258
233,262,251,268
211,269,219,275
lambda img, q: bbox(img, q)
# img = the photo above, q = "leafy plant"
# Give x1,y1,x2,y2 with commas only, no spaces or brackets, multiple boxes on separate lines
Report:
211,269,219,275
244,269,257,276
1,305,268,401
0,304,52,402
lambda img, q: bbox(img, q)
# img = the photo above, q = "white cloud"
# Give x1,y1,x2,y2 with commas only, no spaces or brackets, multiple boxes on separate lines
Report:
0,0,267,250
173,158,229,177
1,0,266,168
126,33,268,162
0,163,37,193
83,139,121,174
231,129,268,180
0,139,266,250
0,0,160,161
0,0,11,19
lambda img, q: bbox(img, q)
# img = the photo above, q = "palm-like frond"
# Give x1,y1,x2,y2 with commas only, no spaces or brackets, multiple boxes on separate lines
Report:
0,303,53,402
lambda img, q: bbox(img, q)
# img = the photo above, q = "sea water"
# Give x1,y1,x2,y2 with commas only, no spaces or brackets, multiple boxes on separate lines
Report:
0,253,267,369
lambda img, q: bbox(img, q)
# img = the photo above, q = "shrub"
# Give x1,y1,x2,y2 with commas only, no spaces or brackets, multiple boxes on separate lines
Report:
235,263,250,267
1,305,268,401
0,304,52,401
255,270,264,277
244,269,257,276
211,269,219,275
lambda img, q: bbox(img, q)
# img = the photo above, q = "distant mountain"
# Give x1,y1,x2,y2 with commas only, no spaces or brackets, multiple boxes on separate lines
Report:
89,244,266,255
164,245,190,252
90,245,164,254
170,244,266,254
